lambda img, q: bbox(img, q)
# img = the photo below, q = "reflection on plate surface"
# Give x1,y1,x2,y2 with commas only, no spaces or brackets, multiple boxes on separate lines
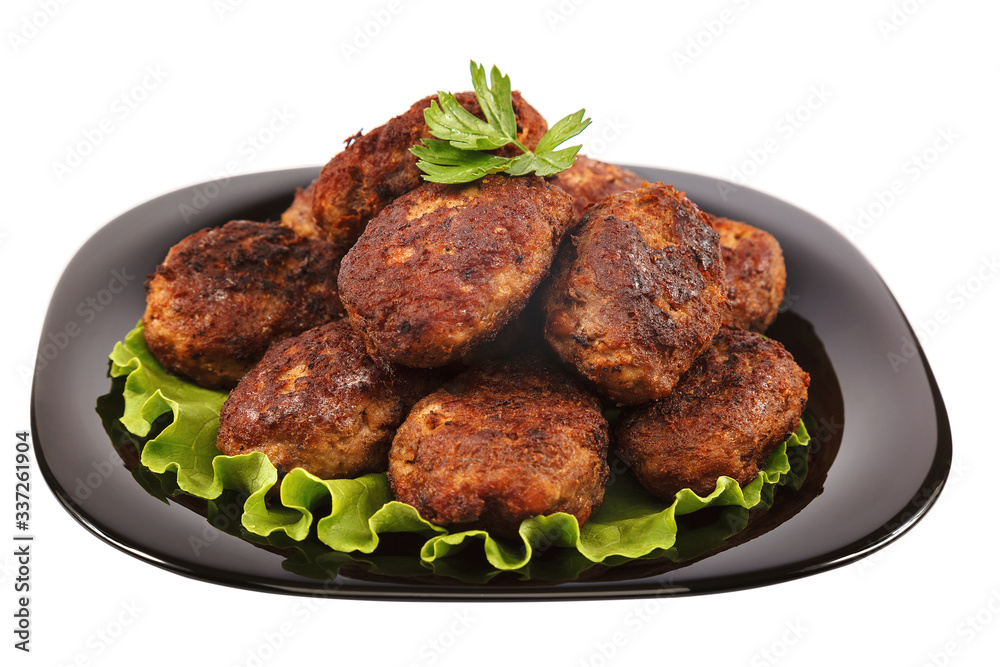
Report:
32,166,950,599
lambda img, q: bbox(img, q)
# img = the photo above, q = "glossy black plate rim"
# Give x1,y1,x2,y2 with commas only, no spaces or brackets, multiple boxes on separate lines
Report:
31,165,952,600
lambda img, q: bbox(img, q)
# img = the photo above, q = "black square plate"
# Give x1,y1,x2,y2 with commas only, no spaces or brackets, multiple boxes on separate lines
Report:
31,166,951,600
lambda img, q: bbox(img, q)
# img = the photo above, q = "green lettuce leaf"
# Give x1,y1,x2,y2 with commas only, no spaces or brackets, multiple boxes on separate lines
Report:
109,325,231,497
106,323,810,572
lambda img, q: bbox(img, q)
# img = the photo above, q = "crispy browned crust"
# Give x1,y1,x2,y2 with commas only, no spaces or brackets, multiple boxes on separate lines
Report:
706,214,786,332
216,320,437,479
338,174,574,368
541,183,726,405
388,357,610,537
142,220,345,390
279,181,321,240
311,91,549,250
614,328,810,500
549,155,644,222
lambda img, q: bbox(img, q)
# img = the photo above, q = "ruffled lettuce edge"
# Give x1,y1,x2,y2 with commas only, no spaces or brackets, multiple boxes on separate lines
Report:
107,322,810,572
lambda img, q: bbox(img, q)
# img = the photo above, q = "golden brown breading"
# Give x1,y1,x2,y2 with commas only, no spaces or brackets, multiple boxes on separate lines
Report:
142,220,344,390
338,174,574,368
216,320,437,479
541,183,727,405
614,328,809,500
706,214,786,332
388,357,609,538
312,91,549,250
549,155,644,222
279,181,322,240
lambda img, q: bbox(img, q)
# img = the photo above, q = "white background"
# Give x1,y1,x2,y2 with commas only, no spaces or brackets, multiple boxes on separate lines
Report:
3,1,998,665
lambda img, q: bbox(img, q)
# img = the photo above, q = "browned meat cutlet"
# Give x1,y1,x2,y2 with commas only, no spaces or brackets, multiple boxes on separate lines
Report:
216,320,438,480
338,174,574,368
388,357,610,538
142,220,345,390
614,327,810,501
541,183,727,405
311,90,549,250
279,180,321,240
549,154,645,223
706,214,787,332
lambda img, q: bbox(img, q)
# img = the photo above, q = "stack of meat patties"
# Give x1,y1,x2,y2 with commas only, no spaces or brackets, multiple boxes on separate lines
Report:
141,91,809,538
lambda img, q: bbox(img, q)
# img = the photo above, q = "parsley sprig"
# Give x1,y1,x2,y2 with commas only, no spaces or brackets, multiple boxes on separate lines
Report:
410,61,591,183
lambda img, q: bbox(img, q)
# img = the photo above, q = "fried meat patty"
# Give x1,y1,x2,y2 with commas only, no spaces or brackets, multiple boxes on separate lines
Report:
312,91,548,250
549,155,644,222
542,183,726,405
142,220,344,390
339,174,574,368
279,181,321,240
614,328,809,500
388,357,609,538
216,320,437,479
707,214,786,332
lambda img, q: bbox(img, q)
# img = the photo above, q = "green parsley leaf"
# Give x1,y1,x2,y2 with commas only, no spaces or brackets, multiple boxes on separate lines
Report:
411,60,591,184
534,108,590,154
423,92,510,151
470,61,517,143
410,139,512,182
